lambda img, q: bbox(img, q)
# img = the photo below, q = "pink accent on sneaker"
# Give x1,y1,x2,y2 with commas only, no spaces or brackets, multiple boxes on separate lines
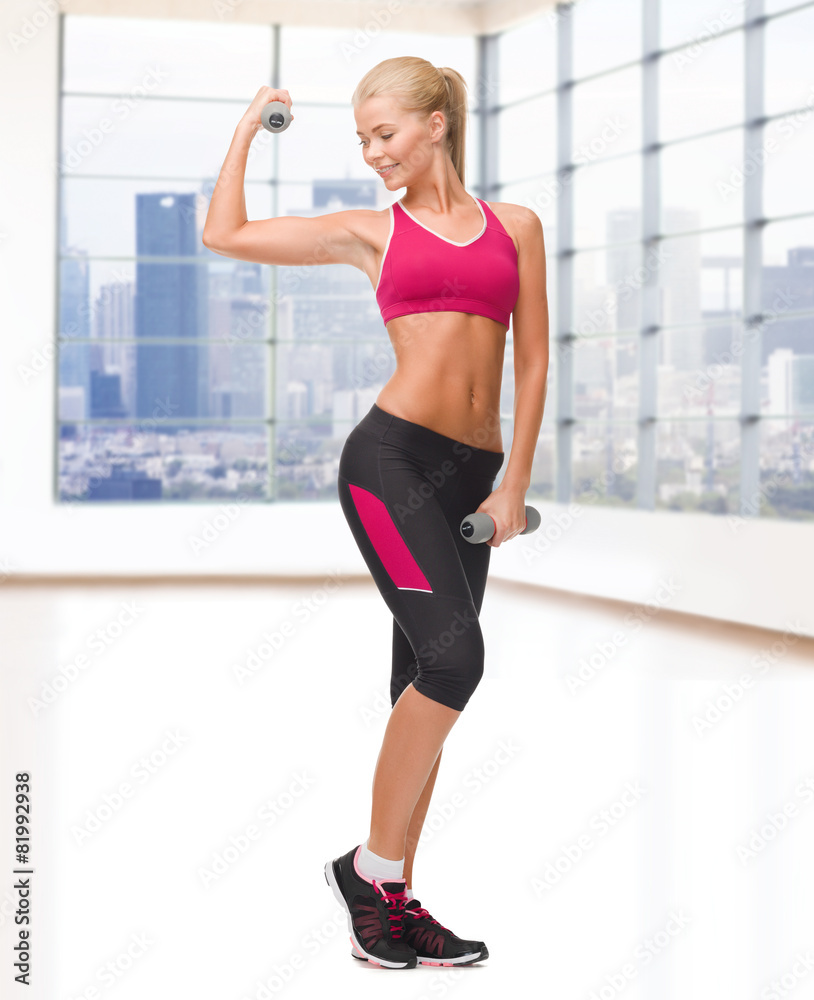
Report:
375,881,409,940
347,483,432,592
405,900,451,932
351,846,411,941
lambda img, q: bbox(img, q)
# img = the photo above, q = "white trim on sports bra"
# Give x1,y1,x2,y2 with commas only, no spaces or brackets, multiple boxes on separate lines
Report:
396,194,487,247
374,202,396,293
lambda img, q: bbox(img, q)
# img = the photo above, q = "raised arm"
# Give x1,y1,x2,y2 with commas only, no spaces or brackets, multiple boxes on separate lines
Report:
202,85,370,270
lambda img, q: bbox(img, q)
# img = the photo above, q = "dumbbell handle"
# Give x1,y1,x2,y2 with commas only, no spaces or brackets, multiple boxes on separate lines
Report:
460,506,541,544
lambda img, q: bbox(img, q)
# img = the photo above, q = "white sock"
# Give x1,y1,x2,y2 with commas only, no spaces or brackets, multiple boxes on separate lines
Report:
358,839,404,882
405,888,415,900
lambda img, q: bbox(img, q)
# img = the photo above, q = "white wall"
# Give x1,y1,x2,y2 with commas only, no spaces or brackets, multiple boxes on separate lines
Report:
2,4,812,640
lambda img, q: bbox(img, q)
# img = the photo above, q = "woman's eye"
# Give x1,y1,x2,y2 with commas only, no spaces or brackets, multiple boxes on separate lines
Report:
357,135,393,145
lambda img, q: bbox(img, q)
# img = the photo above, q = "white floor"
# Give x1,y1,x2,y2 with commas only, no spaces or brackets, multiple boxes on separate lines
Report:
2,577,814,1000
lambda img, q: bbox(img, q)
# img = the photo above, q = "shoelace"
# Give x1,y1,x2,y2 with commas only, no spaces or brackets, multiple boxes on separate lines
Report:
372,880,408,940
405,901,451,932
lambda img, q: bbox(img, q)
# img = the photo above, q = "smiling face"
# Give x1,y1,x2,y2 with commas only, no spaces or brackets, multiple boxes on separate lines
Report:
354,95,445,186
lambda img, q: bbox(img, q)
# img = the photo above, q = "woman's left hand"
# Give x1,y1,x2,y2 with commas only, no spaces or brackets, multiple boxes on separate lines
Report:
475,483,528,548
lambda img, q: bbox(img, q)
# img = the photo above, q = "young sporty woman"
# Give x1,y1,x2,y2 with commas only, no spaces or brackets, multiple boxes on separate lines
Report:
204,56,549,970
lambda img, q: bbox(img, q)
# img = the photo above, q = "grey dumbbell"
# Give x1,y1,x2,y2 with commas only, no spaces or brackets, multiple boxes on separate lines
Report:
460,506,541,544
261,101,293,133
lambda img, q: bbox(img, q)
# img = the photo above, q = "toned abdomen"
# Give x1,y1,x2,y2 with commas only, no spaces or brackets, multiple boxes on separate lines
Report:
375,311,507,453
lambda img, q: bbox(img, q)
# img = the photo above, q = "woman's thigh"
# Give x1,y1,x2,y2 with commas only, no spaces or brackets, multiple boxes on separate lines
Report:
390,463,499,705
337,404,504,712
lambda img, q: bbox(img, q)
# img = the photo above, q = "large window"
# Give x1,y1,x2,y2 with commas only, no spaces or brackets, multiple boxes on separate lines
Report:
57,17,478,502
497,0,814,519
57,3,813,518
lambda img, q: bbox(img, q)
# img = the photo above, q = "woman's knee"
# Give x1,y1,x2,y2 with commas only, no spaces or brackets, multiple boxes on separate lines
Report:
412,620,486,711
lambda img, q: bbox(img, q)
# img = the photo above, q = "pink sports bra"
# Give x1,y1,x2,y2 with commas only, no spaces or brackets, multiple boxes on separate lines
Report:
374,195,520,329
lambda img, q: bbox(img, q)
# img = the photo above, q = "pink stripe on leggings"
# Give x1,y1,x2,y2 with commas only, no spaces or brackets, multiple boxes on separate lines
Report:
348,483,432,592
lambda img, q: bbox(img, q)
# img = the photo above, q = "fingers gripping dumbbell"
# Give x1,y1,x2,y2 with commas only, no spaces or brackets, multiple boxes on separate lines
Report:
459,506,541,544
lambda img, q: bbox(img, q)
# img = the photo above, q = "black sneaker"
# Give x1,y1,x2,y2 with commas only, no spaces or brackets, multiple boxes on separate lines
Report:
352,896,489,966
324,844,417,969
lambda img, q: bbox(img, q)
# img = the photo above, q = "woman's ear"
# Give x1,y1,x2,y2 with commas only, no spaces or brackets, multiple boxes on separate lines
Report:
429,110,446,143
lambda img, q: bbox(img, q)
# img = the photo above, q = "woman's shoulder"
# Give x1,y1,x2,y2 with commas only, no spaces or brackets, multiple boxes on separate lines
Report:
343,204,393,240
481,200,542,255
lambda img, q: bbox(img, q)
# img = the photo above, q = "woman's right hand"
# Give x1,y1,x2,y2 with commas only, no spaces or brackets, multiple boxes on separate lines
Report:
240,85,294,132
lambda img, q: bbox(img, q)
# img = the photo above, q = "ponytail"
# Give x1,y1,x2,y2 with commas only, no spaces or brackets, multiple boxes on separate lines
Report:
438,67,468,188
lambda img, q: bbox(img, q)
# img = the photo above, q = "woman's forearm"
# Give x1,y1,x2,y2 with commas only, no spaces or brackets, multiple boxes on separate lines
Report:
500,365,548,492
202,119,260,246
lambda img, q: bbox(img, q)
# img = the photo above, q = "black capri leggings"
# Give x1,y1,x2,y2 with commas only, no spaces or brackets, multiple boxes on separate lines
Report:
337,402,505,713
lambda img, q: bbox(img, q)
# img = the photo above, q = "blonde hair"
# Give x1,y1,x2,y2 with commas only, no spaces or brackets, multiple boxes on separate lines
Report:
352,56,469,188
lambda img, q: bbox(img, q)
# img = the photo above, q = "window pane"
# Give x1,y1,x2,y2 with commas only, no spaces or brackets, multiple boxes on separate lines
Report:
658,31,743,143
660,0,745,49
499,409,548,486
58,339,268,421
275,259,383,339
208,266,271,345
58,258,271,345
572,335,639,419
658,322,745,417
573,244,643,337
497,13,556,103
279,26,476,104
61,177,271,258
573,155,641,249
274,340,394,423
523,422,556,500
660,129,744,233
274,185,386,340
466,109,481,191
607,240,643,334
765,6,814,117
764,118,814,218
763,318,814,416
63,257,211,369
498,175,559,233
658,229,743,334
498,93,556,183
61,95,274,180
62,16,272,99
58,423,270,502
698,253,742,316
766,0,809,11
572,422,639,507
573,65,641,163
572,0,642,79
655,420,740,513
275,418,351,501
279,105,377,183
758,419,814,519
763,218,814,312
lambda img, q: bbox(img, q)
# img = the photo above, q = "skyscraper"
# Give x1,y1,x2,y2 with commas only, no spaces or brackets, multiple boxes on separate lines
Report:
135,192,208,421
